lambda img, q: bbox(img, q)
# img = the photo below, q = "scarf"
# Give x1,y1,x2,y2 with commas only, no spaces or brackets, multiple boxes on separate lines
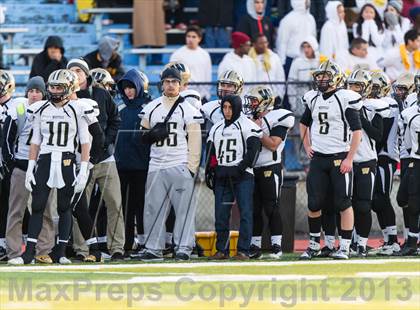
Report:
249,47,271,72
399,44,420,70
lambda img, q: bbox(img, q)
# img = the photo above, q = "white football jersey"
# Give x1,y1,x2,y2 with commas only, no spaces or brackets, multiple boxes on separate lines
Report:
302,89,362,154
401,105,420,160
200,99,224,124
6,98,30,160
180,89,202,111
376,96,400,161
255,109,295,168
404,93,417,110
354,99,390,163
29,100,91,155
208,115,263,173
141,96,204,171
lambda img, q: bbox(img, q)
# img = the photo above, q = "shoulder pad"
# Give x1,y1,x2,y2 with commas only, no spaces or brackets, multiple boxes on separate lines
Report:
267,109,295,129
338,89,362,110
365,99,391,118
405,93,418,108
302,90,319,110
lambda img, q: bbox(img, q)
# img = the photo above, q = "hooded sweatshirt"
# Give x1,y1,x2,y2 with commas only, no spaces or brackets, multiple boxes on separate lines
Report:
320,1,349,59
288,36,320,116
276,0,317,64
237,0,274,48
115,69,151,171
84,36,125,81
29,36,68,82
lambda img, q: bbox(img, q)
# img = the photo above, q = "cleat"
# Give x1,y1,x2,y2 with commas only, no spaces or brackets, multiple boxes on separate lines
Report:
138,251,164,262
8,257,24,265
330,249,349,260
317,246,334,258
249,244,262,259
357,246,368,258
300,247,320,260
268,244,283,259
377,242,400,256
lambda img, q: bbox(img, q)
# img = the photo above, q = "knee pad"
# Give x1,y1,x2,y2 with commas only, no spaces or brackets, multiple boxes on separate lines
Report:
308,199,322,212
353,200,371,214
334,196,352,212
371,192,391,213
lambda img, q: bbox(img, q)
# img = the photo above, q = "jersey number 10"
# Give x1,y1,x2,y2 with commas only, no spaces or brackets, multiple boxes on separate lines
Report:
46,121,69,147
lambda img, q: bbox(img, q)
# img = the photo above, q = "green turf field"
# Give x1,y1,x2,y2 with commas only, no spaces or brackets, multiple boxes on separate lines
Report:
0,256,419,309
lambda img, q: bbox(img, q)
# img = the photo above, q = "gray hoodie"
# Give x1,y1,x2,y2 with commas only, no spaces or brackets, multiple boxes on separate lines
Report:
99,36,119,66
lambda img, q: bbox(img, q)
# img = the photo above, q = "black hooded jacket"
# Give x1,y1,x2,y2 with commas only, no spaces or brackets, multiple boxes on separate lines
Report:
29,36,68,82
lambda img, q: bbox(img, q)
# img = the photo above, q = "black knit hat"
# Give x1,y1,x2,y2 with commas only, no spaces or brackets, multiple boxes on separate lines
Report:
160,67,181,82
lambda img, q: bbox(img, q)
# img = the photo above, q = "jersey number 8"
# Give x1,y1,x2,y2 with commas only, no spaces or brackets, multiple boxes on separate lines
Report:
318,112,329,135
156,122,178,147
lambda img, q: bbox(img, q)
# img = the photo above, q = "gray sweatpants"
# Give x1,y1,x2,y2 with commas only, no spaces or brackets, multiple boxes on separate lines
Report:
144,165,196,257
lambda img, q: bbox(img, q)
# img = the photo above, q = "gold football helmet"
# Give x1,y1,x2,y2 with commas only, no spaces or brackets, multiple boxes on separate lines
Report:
68,70,81,92
415,71,420,94
90,68,115,90
0,70,15,98
217,70,244,99
244,86,274,118
312,60,344,92
347,69,373,99
370,71,391,98
393,72,415,102
163,61,191,87
47,69,76,102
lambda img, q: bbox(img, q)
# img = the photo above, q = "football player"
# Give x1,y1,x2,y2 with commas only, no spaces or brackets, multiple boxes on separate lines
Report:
139,67,203,262
243,86,295,259
347,70,390,257
299,61,363,260
207,94,262,259
398,82,420,256
90,68,116,97
10,69,92,264
0,70,16,260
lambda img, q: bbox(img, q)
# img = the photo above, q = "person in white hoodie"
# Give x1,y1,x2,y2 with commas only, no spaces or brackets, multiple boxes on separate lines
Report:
320,1,349,60
275,0,316,76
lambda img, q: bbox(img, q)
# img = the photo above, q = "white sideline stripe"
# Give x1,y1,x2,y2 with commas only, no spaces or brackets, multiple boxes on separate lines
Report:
356,271,420,278
53,274,327,285
2,258,419,272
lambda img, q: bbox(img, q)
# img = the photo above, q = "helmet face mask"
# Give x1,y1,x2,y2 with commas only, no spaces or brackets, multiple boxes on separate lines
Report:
393,73,415,103
370,71,391,98
47,83,70,103
312,61,343,93
47,70,74,103
346,69,372,99
244,86,274,119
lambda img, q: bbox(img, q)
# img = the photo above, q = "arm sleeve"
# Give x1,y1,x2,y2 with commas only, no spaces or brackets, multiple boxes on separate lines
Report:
377,117,394,152
361,113,383,142
242,136,262,168
345,108,362,131
300,105,313,127
186,122,202,173
270,125,288,140
2,116,17,163
88,122,105,165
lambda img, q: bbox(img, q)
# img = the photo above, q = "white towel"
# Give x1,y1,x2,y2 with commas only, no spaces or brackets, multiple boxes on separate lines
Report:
47,152,66,189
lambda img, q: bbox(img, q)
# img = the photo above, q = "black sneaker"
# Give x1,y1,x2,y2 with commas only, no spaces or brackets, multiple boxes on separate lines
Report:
175,252,190,261
317,246,334,258
357,246,368,257
73,254,86,262
349,242,358,256
191,243,204,258
110,252,125,261
163,243,174,258
249,244,262,259
138,251,164,262
299,247,320,260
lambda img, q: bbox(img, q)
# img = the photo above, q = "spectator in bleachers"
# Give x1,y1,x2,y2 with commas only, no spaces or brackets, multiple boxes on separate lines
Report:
320,1,349,60
356,0,388,17
382,1,412,50
288,36,320,117
237,0,275,48
164,0,188,31
335,38,380,74
198,0,233,50
218,32,256,91
379,29,420,81
249,33,285,101
170,25,212,102
29,36,68,82
352,4,385,60
310,0,328,31
276,0,316,76
410,6,420,32
133,0,166,48
84,36,124,82
115,69,151,254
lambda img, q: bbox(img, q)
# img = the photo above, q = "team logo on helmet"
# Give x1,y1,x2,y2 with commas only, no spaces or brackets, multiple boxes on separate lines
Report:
244,86,274,119
370,71,391,98
217,70,244,99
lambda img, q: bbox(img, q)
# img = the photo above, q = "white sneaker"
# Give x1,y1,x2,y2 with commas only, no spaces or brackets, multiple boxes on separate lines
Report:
378,243,401,256
268,244,283,259
58,257,72,265
8,257,24,265
330,249,349,260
